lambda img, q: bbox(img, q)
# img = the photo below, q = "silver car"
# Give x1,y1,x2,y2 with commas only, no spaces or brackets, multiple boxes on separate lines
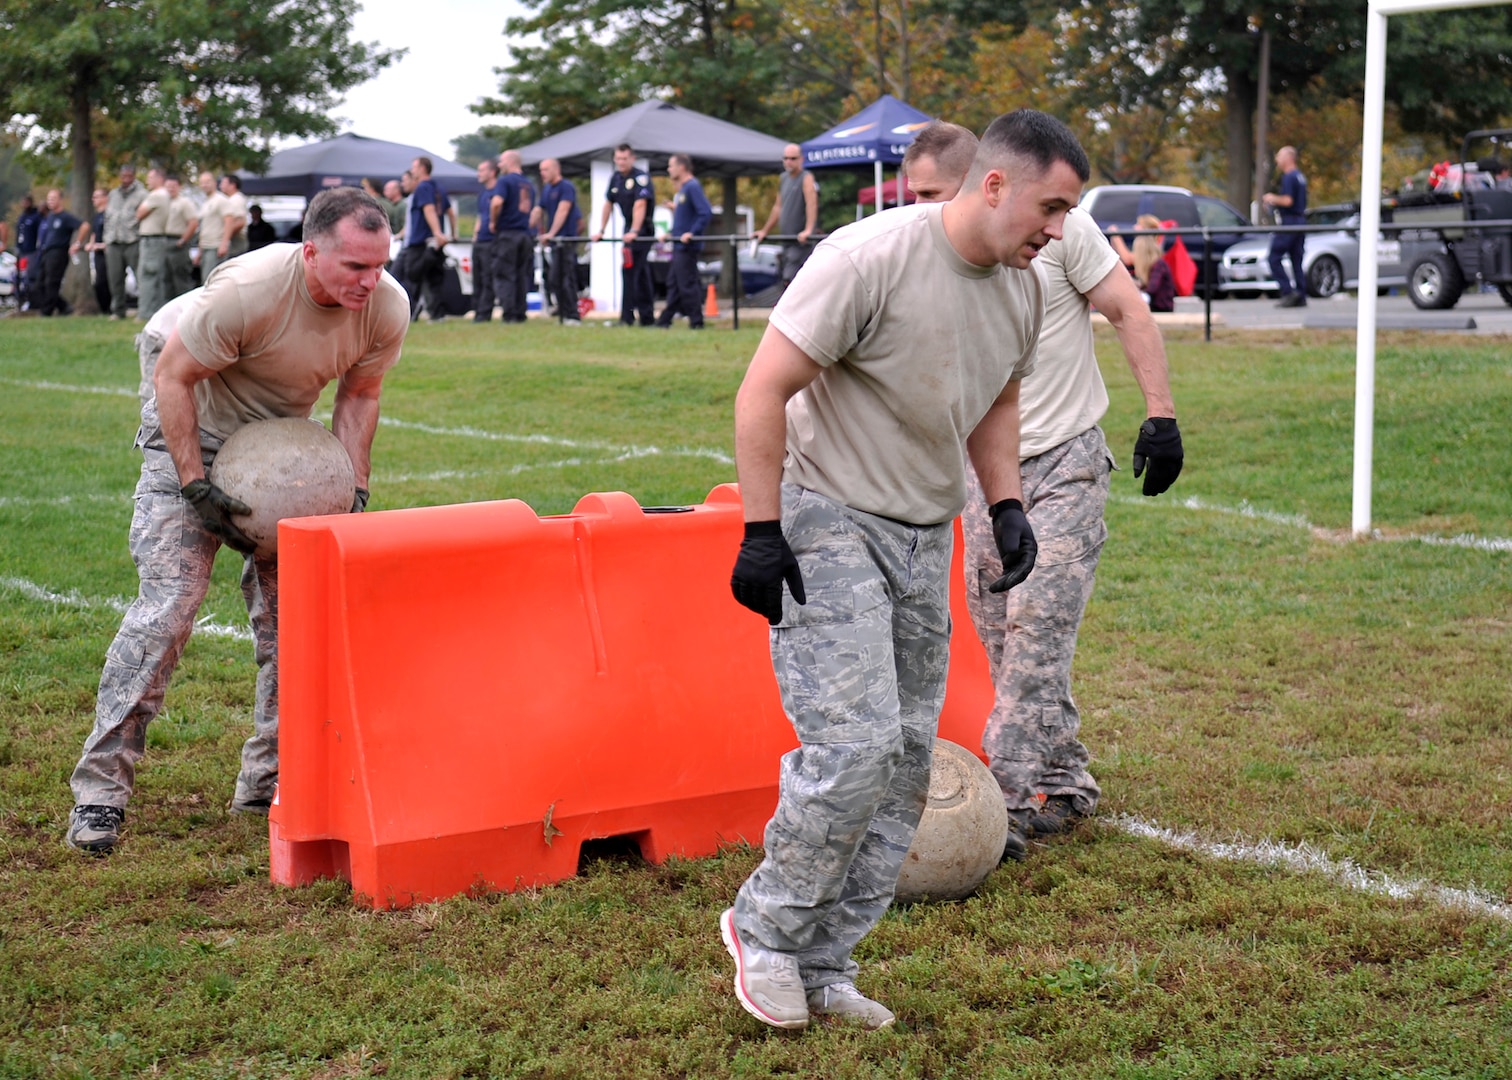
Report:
1218,209,1408,298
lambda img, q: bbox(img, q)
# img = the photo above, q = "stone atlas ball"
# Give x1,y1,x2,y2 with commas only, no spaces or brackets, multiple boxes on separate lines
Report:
893,738,1009,904
208,418,356,558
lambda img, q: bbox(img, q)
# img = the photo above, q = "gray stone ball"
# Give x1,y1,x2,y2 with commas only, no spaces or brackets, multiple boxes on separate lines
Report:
893,738,1009,903
209,418,356,558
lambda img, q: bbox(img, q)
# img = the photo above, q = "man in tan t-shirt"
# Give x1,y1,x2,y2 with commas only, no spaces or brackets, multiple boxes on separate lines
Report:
195,171,231,281
163,175,200,299
218,173,250,262
134,166,171,321
67,187,410,857
906,122,1184,861
721,110,1088,1032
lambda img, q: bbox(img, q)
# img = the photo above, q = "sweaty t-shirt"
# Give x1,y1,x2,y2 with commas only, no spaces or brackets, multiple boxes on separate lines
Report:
771,203,1042,525
164,245,409,440
1018,207,1120,460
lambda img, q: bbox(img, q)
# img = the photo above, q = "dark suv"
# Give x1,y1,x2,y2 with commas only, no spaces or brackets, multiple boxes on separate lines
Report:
1078,185,1251,295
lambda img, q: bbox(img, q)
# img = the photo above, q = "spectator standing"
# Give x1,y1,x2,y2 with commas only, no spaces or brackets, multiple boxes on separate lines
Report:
403,156,449,321
164,176,200,299
65,187,409,857
1263,145,1308,308
219,174,250,263
194,172,230,281
754,143,818,290
104,166,147,319
35,188,89,316
15,194,43,310
493,150,535,323
381,180,406,235
1128,215,1175,313
470,159,501,323
590,144,655,326
88,188,112,315
655,154,712,330
535,157,583,325
245,205,276,250
134,167,172,321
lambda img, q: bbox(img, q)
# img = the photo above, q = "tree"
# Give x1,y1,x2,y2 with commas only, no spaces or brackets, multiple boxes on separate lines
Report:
0,0,401,214
452,131,503,168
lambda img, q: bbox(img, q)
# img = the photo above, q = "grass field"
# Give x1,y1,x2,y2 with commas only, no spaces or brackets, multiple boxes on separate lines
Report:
1,317,1509,1079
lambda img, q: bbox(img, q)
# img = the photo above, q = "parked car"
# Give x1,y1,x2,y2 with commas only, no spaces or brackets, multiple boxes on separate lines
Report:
1078,185,1251,294
697,243,785,297
1217,207,1409,299
0,250,15,301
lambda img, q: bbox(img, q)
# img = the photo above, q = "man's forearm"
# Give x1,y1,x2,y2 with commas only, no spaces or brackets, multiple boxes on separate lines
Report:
331,389,381,490
154,374,208,486
1112,314,1176,417
966,394,1025,506
733,388,789,522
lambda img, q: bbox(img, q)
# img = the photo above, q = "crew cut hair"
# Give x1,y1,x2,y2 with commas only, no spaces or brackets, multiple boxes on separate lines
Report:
615,143,634,155
304,187,391,245
965,109,1090,189
669,153,694,173
902,121,979,184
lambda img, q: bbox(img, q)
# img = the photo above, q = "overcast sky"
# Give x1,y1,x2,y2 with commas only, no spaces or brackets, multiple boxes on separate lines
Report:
319,0,530,158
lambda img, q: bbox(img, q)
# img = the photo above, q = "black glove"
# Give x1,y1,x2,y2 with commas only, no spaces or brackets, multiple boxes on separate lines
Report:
181,479,257,554
1132,417,1183,496
352,488,369,513
730,520,807,625
988,498,1037,594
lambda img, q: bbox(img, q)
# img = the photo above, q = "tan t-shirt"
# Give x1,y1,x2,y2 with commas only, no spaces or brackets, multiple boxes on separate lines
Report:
138,189,170,236
169,245,408,440
1018,207,1121,460
771,203,1042,525
166,195,199,238
197,191,229,246
222,192,249,243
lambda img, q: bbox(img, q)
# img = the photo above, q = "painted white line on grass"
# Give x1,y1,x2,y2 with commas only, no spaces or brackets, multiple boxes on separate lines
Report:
0,576,252,642
0,493,131,509
0,378,137,398
1113,493,1512,553
1113,815,1512,922
377,451,680,485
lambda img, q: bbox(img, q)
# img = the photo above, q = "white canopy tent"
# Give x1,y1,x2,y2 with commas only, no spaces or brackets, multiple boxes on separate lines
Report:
1354,0,1511,535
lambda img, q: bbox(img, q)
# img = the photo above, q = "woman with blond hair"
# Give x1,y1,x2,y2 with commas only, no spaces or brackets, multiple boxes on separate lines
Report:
1109,213,1174,312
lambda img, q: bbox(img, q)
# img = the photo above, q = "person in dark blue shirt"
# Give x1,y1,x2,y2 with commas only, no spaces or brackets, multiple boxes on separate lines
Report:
471,158,501,323
35,188,88,316
591,144,656,326
493,150,535,323
534,157,584,324
404,155,450,321
15,194,43,309
655,154,713,330
1264,145,1309,308
88,187,113,315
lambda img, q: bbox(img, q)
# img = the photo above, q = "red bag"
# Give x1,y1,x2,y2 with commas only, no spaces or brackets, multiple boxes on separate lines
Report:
1161,218,1198,296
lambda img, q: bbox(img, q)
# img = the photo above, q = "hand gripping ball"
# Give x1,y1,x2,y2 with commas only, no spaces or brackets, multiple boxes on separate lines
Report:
208,418,356,558
893,738,1010,904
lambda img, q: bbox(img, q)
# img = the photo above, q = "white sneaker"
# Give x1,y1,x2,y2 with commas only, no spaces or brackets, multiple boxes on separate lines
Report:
720,908,809,1030
806,982,896,1029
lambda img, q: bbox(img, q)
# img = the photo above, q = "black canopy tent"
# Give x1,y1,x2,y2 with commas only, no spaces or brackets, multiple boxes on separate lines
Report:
238,133,483,198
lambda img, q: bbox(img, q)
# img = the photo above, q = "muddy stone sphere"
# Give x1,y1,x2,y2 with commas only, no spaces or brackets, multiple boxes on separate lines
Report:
893,738,1009,904
208,418,356,558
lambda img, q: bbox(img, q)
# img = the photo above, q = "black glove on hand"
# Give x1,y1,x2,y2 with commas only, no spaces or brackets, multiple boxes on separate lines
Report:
181,479,257,554
1132,416,1183,496
988,498,1037,594
730,520,807,625
352,488,370,513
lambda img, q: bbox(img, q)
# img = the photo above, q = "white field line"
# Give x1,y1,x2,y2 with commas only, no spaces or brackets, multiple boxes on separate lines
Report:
1113,815,1512,922
0,378,137,398
1113,493,1512,553
377,450,678,485
0,575,252,642
0,493,131,508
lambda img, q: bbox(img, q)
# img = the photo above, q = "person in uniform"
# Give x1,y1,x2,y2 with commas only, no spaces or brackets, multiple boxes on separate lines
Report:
87,188,113,315
218,174,251,263
755,143,819,290
134,167,172,321
1264,145,1309,308
534,157,583,325
104,165,147,319
65,187,410,856
903,122,1185,860
722,109,1089,1031
34,188,89,316
591,144,656,326
655,153,712,330
163,176,200,298
403,156,450,321
493,150,534,323
471,158,501,323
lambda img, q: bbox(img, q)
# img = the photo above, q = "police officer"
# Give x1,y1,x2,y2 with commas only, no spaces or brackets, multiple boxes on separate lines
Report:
591,143,656,326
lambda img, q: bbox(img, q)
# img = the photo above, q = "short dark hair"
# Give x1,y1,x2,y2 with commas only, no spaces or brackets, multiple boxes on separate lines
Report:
165,173,181,184
669,153,693,173
903,121,979,184
414,156,433,176
967,109,1090,188
615,143,633,155
304,187,390,246
221,173,242,191
479,158,499,178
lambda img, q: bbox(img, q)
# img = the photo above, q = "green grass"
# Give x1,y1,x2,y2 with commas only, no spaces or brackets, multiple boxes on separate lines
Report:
1,318,1510,1078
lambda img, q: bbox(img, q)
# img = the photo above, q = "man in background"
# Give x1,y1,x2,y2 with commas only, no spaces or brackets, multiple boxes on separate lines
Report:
535,157,583,325
104,165,146,319
1263,145,1308,309
590,144,655,326
493,150,535,323
754,144,819,292
403,156,449,321
471,158,501,323
87,187,113,315
34,188,88,316
134,167,171,321
655,154,712,330
164,176,199,298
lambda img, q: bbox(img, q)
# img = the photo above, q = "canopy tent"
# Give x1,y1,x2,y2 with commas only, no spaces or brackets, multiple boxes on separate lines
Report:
238,133,483,199
856,177,916,215
513,100,789,178
801,95,933,214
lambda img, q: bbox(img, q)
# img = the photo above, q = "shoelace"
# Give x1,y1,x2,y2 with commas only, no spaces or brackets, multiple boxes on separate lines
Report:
76,805,124,827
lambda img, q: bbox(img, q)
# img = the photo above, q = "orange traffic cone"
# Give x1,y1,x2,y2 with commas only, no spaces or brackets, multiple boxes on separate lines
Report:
704,284,719,318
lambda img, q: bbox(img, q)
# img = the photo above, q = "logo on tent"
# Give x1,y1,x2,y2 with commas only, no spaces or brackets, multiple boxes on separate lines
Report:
831,122,878,139
890,122,931,135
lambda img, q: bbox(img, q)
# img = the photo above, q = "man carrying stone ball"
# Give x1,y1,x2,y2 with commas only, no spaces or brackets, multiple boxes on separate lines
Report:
66,187,410,856
723,110,1088,1031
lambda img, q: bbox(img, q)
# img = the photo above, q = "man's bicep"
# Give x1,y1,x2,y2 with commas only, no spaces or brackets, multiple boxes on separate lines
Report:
1084,261,1147,322
337,364,387,401
154,331,221,390
744,325,824,402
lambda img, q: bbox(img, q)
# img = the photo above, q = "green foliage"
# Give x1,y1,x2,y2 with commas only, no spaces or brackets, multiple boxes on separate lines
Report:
450,130,503,168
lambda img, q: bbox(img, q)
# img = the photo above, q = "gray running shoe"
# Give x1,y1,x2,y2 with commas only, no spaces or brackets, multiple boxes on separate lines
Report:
720,908,809,1030
67,804,125,854
806,981,896,1029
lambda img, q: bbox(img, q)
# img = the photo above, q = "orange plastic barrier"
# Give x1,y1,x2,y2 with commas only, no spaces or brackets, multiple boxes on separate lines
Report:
269,484,993,908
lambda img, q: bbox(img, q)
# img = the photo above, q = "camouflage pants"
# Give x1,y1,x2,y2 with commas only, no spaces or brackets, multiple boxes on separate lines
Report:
962,426,1111,816
733,484,951,990
71,331,280,810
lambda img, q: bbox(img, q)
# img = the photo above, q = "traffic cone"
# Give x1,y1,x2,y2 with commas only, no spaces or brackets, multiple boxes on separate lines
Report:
704,284,719,318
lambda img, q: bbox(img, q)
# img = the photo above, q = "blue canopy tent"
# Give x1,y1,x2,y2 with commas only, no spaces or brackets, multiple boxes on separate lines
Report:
239,133,483,199
800,95,933,214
